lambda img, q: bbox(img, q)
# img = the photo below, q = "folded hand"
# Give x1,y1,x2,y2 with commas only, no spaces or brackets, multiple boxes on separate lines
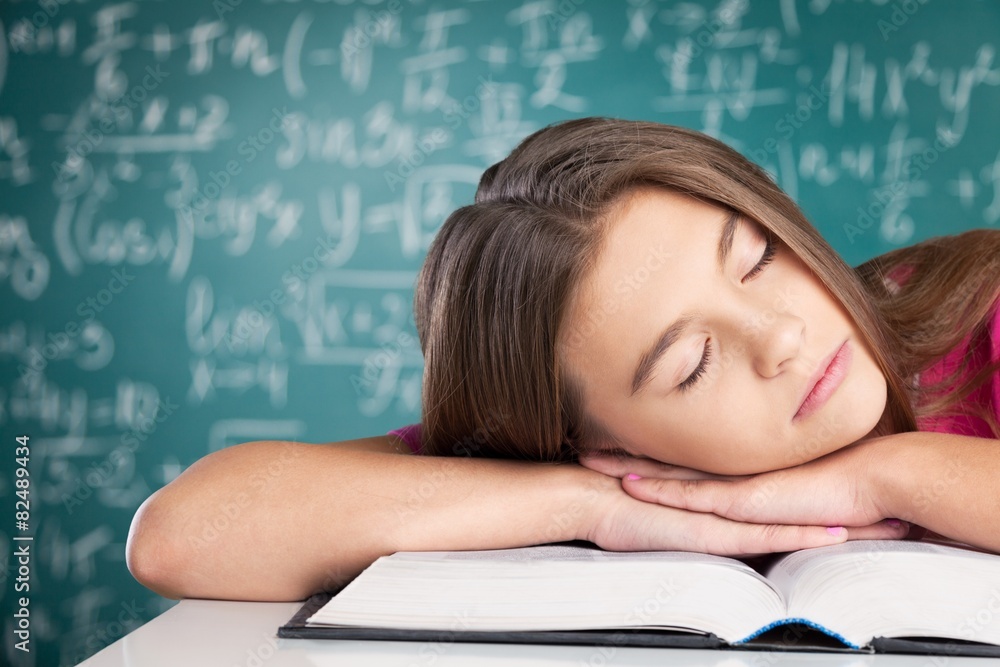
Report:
579,437,914,545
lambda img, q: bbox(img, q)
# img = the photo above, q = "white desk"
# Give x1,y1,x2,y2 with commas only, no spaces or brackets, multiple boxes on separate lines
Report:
79,599,993,666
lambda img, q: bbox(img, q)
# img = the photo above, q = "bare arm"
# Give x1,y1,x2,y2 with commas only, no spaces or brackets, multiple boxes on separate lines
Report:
879,431,1000,552
127,433,875,602
125,436,610,602
575,432,992,552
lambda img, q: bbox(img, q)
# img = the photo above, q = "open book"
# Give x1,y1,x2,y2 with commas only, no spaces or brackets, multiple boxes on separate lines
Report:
280,539,1000,656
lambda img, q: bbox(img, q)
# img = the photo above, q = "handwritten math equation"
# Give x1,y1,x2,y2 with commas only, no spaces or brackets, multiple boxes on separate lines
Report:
1,1,999,664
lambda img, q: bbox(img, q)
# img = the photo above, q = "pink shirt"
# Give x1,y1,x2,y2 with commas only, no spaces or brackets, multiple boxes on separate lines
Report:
387,422,424,455
885,264,1000,437
389,279,1000,452
913,305,1000,436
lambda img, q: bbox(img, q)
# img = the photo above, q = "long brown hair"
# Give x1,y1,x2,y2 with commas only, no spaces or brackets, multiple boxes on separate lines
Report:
412,117,1000,461
854,232,1000,437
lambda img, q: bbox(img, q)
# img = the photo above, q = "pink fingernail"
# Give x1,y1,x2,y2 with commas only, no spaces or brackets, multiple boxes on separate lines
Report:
625,473,642,481
826,526,844,536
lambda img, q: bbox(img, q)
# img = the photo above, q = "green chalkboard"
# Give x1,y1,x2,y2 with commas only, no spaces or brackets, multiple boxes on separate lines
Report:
1,0,998,663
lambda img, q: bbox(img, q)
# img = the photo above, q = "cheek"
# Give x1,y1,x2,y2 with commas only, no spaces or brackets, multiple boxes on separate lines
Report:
679,402,798,474
644,403,745,470
844,348,889,436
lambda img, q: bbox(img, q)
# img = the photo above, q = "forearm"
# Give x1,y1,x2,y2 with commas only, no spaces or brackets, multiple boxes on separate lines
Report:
878,431,1000,552
126,441,612,602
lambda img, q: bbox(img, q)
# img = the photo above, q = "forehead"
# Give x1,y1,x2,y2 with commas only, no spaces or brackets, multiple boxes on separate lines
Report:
558,188,725,371
574,187,722,309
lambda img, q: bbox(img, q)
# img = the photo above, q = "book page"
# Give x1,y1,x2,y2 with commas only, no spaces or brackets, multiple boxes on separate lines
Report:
765,539,1000,648
307,544,787,642
397,543,760,570
766,538,992,595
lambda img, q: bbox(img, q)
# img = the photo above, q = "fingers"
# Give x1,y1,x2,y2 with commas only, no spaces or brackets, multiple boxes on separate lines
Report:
682,516,910,555
844,519,911,541
623,475,735,516
692,515,851,555
578,453,728,481
593,488,909,557
744,524,850,553
606,502,851,555
621,480,910,553
618,471,910,537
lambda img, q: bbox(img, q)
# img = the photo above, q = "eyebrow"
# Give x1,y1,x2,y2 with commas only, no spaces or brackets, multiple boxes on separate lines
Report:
628,210,740,397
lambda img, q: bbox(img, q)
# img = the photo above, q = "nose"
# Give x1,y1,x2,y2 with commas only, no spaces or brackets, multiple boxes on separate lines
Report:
745,307,804,378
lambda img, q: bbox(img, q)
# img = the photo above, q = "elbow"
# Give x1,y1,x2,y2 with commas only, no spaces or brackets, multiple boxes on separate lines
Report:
126,490,186,600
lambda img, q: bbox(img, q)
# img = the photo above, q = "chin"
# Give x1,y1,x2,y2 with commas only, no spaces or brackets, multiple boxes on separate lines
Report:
849,371,889,441
704,455,792,476
699,462,749,475
784,419,856,467
800,364,888,459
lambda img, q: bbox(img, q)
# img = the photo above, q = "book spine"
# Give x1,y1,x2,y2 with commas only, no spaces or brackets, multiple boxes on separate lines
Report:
735,618,860,650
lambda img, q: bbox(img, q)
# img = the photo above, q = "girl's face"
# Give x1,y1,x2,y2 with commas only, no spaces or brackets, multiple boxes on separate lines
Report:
559,188,888,475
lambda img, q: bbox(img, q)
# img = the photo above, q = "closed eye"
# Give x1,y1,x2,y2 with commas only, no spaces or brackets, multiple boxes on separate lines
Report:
741,228,776,284
678,227,777,392
678,339,711,392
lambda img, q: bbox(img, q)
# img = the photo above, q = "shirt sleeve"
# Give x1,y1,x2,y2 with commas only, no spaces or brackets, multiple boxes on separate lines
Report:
387,423,423,455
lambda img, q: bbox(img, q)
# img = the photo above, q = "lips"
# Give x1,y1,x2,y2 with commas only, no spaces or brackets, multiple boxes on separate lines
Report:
793,340,850,421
